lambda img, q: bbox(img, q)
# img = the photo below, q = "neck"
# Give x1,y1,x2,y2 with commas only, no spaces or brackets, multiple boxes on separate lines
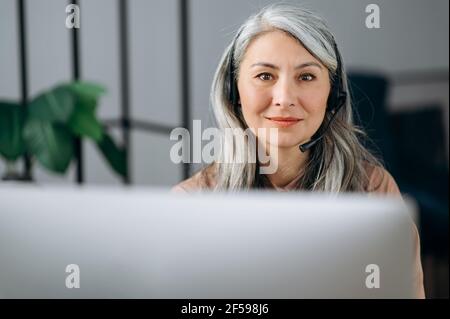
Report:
262,145,309,188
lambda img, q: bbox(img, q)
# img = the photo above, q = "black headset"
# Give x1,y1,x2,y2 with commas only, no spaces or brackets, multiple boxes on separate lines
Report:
225,34,347,152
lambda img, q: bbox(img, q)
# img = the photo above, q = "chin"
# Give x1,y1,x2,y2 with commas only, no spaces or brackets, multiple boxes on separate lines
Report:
266,138,305,149
269,131,306,147
253,126,310,149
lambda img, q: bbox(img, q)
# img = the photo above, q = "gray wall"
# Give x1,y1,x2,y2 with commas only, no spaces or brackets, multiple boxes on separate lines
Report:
1,0,448,185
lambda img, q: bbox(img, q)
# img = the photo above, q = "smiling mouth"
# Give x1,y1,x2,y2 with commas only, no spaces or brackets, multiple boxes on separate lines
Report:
265,117,303,127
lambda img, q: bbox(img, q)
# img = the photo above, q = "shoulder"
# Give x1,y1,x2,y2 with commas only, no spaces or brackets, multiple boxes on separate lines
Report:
362,161,402,198
362,162,425,296
171,163,218,193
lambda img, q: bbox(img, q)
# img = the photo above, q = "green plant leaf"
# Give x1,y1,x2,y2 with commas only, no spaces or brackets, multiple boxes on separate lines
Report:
0,101,26,161
23,119,74,174
65,81,106,103
64,81,106,141
96,133,127,179
27,86,75,123
68,94,103,142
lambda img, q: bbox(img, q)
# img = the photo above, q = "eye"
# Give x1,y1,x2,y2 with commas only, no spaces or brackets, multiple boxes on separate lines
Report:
256,72,273,81
299,73,316,81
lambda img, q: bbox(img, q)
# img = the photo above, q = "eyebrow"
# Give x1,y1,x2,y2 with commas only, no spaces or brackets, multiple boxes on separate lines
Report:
250,62,323,70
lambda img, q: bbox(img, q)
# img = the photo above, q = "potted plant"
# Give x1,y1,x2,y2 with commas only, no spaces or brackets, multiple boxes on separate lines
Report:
0,81,127,181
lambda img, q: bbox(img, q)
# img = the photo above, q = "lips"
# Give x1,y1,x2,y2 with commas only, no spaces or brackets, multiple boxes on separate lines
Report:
267,117,301,121
265,116,303,127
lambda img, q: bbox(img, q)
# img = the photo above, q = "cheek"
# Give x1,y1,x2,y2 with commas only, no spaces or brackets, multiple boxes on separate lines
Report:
295,87,329,142
238,83,271,122
300,86,329,114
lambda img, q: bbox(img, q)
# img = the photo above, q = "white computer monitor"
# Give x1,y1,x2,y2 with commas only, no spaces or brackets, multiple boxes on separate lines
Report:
0,184,418,298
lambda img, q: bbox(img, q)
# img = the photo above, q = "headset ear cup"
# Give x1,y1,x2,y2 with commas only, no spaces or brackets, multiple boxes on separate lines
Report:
226,57,233,105
327,82,339,112
227,49,235,99
227,52,241,112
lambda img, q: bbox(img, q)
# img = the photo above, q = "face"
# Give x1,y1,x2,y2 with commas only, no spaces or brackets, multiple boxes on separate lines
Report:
237,30,331,149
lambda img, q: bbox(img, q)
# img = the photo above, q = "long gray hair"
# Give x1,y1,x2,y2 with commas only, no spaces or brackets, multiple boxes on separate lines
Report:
209,3,382,192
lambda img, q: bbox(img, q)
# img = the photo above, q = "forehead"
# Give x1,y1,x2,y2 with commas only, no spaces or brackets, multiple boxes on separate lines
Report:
241,30,323,67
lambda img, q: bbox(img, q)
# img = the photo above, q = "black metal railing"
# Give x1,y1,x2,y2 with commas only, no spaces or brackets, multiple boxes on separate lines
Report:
17,0,32,181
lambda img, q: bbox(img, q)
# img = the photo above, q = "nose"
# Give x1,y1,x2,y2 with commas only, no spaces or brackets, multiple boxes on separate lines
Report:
273,77,297,107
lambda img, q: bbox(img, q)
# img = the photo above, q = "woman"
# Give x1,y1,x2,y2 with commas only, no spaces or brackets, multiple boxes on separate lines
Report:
172,3,425,298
